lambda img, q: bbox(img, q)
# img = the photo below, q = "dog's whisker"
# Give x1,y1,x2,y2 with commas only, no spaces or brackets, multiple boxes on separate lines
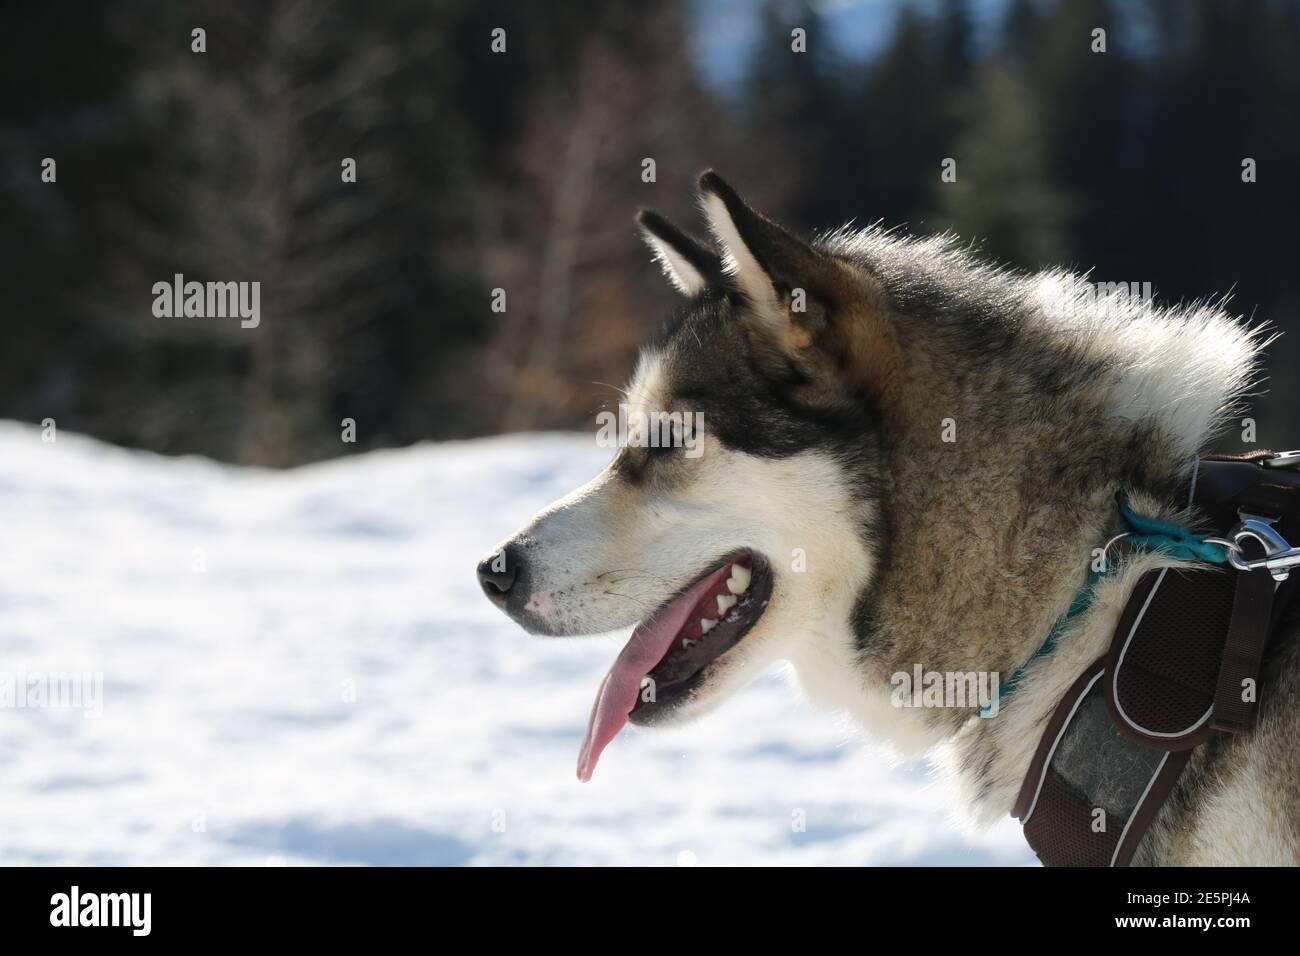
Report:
595,570,671,587
602,589,656,610
591,380,631,401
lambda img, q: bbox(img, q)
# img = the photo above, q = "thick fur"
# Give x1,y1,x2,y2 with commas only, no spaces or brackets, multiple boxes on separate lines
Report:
481,172,1296,865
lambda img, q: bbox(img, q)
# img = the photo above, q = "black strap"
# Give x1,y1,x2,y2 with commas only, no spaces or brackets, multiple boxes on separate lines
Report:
1211,565,1276,733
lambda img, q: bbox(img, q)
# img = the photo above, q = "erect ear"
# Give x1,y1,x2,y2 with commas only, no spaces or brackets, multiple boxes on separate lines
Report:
697,170,836,350
637,210,723,297
697,171,905,401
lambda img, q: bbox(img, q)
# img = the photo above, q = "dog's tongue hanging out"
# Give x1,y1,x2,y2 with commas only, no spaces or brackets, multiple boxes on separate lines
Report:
576,562,734,781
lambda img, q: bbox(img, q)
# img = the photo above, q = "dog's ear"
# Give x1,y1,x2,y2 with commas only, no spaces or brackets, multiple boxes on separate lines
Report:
697,171,904,401
697,170,838,352
637,210,722,297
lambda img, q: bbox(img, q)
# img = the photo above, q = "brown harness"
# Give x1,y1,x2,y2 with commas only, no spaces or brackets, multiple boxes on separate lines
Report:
1012,451,1300,866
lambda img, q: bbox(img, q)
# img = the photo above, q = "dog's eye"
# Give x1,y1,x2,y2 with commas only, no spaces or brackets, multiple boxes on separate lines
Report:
658,416,699,457
670,413,702,447
615,443,650,475
646,442,675,461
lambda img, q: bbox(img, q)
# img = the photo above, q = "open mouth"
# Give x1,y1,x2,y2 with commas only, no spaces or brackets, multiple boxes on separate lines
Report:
576,551,772,781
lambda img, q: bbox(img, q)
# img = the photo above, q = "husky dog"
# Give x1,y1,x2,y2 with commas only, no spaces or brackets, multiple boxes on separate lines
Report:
477,172,1299,865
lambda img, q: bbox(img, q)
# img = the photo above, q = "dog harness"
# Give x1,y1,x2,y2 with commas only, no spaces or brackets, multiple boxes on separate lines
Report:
1012,450,1300,866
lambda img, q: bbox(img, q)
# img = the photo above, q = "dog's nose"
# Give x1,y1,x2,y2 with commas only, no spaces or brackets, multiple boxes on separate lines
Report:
477,546,519,598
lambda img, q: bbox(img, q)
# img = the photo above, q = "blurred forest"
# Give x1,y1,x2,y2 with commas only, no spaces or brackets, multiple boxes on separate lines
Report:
3,0,1298,466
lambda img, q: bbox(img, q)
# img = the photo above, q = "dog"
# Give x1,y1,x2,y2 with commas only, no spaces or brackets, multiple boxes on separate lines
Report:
477,171,1300,865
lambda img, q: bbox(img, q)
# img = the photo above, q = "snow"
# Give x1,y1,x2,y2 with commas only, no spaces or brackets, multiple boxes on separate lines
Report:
0,421,1034,865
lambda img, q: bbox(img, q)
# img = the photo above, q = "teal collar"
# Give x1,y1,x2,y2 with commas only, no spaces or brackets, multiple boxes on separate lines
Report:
978,492,1228,718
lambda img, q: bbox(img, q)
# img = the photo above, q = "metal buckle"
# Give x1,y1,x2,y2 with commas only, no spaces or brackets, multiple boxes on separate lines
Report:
1263,449,1300,470
1204,513,1300,582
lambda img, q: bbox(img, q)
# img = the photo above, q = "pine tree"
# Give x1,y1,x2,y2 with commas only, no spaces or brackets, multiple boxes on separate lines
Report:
936,63,1073,269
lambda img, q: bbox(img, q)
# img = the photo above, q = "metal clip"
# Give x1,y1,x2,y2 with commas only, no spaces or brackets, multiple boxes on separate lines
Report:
1263,449,1300,470
1204,513,1300,583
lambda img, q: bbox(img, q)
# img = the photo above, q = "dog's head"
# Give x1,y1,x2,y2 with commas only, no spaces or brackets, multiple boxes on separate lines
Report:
477,173,892,779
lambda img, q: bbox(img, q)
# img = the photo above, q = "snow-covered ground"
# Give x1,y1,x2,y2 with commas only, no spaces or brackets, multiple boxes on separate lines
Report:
0,421,1033,865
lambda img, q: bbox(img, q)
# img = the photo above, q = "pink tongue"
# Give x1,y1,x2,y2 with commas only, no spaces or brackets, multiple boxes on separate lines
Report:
576,562,734,782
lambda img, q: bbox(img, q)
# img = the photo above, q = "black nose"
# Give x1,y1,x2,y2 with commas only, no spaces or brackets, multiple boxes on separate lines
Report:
477,546,519,598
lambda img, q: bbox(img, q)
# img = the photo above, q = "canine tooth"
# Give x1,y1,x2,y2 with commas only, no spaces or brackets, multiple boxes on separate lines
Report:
700,618,717,634
727,564,751,594
716,593,737,615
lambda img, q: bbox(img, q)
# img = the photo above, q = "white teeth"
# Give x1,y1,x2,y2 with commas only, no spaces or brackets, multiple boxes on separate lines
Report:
700,617,718,634
716,593,737,615
681,637,696,649
726,564,751,594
